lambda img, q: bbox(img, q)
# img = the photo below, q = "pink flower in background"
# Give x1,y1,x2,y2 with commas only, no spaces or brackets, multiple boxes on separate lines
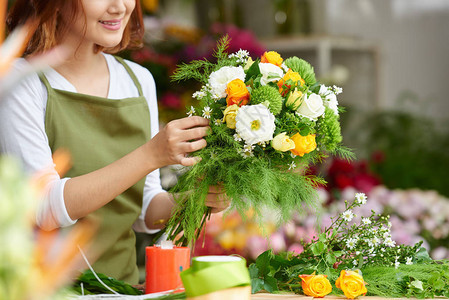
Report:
247,236,268,259
210,23,266,58
288,243,304,254
269,231,287,253
160,92,183,109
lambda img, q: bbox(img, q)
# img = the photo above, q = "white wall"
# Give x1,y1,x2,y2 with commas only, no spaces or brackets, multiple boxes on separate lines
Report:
312,0,449,121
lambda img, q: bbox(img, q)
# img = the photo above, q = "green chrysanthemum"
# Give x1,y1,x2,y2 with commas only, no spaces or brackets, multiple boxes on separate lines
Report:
284,56,316,86
250,85,283,115
317,107,342,152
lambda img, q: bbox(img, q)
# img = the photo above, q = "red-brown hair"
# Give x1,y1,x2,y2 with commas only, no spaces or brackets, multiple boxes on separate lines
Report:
7,0,144,56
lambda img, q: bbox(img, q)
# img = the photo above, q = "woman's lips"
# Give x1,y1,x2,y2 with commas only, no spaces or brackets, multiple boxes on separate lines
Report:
99,19,122,31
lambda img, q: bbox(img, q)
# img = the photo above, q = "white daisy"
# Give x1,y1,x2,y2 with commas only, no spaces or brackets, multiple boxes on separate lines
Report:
395,261,400,269
345,238,357,250
238,144,255,158
233,133,243,142
384,237,396,247
362,218,371,225
288,161,296,170
187,106,195,117
353,260,358,266
192,90,206,99
235,104,276,145
406,257,413,265
202,106,212,119
333,85,343,95
214,119,223,126
355,193,367,205
229,49,250,64
342,210,354,222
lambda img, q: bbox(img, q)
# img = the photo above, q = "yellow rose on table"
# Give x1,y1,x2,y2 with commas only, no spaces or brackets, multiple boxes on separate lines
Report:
223,104,239,129
226,79,250,107
290,133,316,157
299,274,332,298
272,132,295,152
335,270,368,299
261,51,283,67
278,69,305,95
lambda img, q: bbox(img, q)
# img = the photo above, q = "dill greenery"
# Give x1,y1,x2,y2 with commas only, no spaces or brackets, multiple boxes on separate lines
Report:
164,35,352,246
249,193,449,298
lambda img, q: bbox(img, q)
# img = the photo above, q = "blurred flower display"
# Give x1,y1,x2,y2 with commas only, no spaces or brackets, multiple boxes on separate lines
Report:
194,184,449,262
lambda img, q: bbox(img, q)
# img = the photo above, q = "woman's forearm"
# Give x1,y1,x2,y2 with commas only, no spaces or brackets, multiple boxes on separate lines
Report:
64,143,158,220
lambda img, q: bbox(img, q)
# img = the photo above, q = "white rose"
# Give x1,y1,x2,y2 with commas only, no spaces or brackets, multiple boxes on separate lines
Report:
258,63,284,86
208,66,246,99
296,93,325,120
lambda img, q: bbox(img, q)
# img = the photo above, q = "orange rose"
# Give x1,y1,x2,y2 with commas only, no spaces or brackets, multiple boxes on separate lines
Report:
278,69,305,96
335,270,368,299
261,51,283,67
226,79,250,107
299,274,332,298
290,133,316,157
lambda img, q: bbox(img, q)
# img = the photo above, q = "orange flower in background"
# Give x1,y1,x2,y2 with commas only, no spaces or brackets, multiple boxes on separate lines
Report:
299,274,332,298
335,270,368,299
278,69,305,96
290,133,316,157
261,51,283,67
226,78,250,107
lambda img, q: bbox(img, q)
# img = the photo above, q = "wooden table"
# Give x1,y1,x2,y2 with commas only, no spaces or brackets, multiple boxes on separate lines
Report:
252,294,448,299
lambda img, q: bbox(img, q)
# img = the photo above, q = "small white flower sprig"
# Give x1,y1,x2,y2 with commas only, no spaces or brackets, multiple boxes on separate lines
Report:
303,193,424,271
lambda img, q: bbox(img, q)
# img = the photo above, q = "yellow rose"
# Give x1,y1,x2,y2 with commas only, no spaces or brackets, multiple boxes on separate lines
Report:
290,133,316,157
222,104,239,129
335,270,368,299
261,51,283,67
226,79,250,107
286,89,303,110
272,132,295,152
278,69,305,96
299,274,332,298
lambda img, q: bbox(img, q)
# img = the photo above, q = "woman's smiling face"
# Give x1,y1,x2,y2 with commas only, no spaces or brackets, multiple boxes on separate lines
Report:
64,0,136,50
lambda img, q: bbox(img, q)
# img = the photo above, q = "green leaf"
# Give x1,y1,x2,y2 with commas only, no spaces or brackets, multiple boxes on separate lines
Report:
318,233,327,242
325,252,336,265
246,59,261,81
411,280,424,291
256,250,272,276
251,278,265,294
333,251,343,257
434,278,445,291
311,241,326,256
263,275,278,293
415,247,432,262
248,264,260,279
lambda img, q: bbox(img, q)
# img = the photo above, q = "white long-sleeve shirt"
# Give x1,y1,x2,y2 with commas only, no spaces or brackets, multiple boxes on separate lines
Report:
0,53,165,233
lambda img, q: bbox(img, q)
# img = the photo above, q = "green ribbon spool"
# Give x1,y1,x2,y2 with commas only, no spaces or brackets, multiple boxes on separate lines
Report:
180,256,250,297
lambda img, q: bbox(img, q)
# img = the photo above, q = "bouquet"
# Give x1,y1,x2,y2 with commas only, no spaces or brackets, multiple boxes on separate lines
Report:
165,36,353,245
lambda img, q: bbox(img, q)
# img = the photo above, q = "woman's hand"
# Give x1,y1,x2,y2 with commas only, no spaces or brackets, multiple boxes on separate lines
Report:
205,185,230,213
146,116,210,168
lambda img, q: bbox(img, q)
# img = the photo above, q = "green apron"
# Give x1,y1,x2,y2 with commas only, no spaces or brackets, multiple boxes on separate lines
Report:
40,56,151,284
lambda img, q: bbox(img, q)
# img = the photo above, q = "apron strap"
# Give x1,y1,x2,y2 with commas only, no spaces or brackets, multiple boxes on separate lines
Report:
113,56,144,97
38,73,55,96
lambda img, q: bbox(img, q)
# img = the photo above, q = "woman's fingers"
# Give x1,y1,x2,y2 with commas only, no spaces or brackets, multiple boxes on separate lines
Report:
205,192,230,213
